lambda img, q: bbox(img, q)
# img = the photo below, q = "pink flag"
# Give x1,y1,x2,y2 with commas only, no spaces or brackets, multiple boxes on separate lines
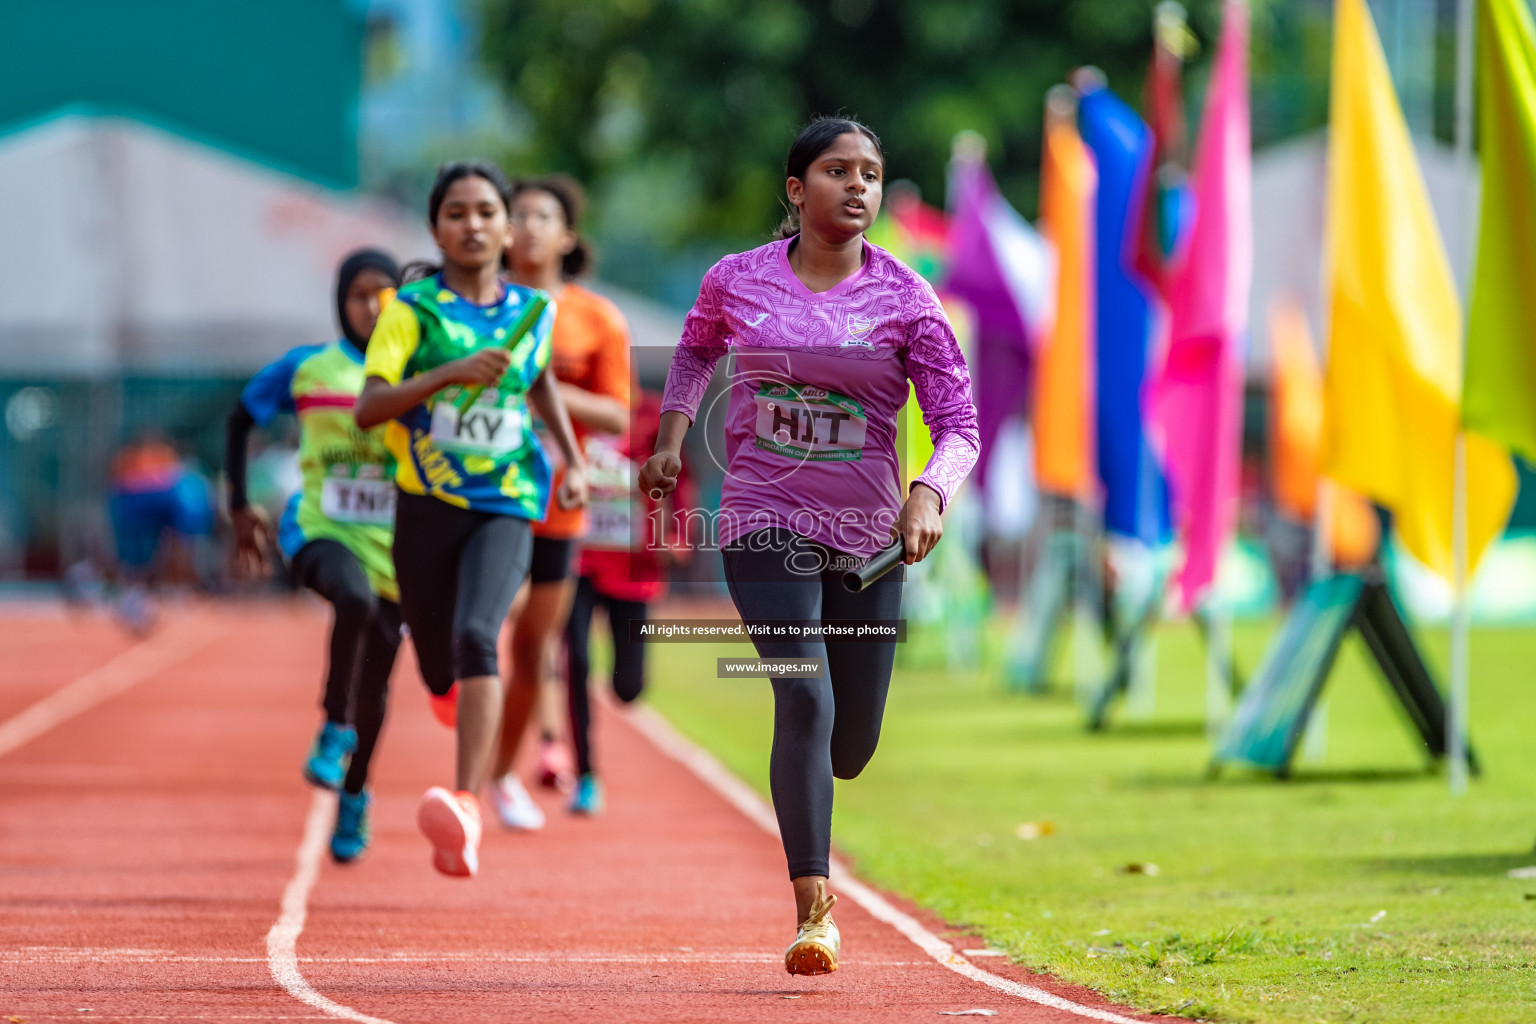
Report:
1153,0,1252,612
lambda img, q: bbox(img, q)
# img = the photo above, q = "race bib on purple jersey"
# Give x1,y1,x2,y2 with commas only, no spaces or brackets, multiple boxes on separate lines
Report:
752,383,867,462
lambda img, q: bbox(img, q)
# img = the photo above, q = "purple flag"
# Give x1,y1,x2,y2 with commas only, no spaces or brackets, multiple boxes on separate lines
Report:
943,154,1054,488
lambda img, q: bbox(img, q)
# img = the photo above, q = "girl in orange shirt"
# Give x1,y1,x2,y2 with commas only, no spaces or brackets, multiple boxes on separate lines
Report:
489,176,633,826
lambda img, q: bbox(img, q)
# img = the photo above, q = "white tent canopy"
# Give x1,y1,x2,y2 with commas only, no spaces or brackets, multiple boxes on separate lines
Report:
1248,131,1477,373
0,112,684,379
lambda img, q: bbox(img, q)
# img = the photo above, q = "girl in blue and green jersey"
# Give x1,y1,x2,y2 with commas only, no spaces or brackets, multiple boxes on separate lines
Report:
355,162,587,880
226,248,403,864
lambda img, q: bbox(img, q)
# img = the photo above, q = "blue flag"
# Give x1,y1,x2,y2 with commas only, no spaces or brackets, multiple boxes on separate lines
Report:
1079,83,1171,544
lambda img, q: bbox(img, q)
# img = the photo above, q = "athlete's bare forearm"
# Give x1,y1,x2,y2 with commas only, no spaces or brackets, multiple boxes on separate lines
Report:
529,370,585,471
557,383,628,436
356,370,455,429
653,410,690,457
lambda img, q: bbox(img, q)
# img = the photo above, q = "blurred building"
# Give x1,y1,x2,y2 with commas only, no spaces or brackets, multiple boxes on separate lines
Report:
356,0,519,197
0,0,679,580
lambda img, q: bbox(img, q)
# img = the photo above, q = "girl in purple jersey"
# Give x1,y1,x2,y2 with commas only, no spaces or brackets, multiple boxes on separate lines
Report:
640,117,979,976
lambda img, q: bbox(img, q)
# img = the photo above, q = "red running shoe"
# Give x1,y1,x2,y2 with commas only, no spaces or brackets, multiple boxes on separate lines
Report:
428,682,459,729
536,737,575,792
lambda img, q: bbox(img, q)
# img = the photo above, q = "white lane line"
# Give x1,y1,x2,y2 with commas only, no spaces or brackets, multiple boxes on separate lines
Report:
627,706,1156,1024
266,791,394,1024
6,952,930,966
0,616,219,759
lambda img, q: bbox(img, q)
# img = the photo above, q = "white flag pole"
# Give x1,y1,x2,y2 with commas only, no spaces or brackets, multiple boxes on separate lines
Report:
1448,0,1475,796
1450,435,1470,795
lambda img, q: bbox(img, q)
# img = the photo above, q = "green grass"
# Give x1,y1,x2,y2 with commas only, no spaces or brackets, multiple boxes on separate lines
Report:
642,617,1536,1023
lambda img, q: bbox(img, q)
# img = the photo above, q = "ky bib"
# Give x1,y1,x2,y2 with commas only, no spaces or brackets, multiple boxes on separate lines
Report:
431,388,527,457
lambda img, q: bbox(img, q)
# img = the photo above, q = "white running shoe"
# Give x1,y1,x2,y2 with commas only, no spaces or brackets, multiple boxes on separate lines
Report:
488,774,546,831
784,880,841,976
416,786,481,878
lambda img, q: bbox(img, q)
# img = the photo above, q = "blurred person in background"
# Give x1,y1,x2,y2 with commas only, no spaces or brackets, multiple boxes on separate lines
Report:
639,117,979,975
355,162,586,879
108,432,215,633
226,248,404,863
563,387,692,816
486,176,632,827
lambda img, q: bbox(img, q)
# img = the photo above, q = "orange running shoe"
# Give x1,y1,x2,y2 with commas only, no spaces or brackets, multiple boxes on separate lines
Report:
428,683,459,729
417,786,481,878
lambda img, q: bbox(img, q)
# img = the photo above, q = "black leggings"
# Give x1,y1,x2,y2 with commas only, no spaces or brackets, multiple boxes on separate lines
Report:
289,539,403,795
392,491,533,695
721,528,904,880
564,574,648,777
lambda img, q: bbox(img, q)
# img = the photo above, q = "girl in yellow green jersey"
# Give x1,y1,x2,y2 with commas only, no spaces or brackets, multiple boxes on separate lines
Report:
227,248,402,864
355,162,587,879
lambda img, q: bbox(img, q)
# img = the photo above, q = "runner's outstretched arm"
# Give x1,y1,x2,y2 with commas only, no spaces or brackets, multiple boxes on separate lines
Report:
224,401,270,578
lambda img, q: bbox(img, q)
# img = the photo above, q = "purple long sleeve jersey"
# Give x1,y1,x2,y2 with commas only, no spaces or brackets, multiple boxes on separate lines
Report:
660,238,981,559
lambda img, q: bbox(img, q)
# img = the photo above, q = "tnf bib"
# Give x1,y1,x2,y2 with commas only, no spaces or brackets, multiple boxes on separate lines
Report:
319,465,396,525
753,383,867,462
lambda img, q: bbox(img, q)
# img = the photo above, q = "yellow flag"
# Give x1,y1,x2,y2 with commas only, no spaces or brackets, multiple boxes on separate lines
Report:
1322,0,1515,580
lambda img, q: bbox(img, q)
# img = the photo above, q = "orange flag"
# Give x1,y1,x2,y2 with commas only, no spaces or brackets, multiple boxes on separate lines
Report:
1032,98,1098,500
1268,295,1378,568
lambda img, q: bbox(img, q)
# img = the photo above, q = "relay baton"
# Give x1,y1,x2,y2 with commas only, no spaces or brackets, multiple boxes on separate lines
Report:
842,538,907,593
452,291,550,413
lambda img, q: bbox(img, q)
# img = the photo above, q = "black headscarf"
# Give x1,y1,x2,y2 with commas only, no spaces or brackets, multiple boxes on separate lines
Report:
335,248,402,349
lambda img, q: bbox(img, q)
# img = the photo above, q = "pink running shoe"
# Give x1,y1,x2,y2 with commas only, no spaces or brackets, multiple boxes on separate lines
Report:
536,738,575,792
416,786,481,878
428,683,459,729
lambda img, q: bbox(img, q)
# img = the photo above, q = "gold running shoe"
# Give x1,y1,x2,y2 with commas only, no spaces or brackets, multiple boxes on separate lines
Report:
784,880,840,975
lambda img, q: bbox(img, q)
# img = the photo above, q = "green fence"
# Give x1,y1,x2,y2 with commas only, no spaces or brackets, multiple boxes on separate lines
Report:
0,377,247,578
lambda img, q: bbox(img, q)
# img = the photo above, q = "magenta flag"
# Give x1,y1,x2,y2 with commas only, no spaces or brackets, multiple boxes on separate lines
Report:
1152,0,1252,612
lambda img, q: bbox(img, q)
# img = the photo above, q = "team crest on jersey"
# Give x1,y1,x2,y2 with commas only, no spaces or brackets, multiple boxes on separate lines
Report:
843,314,880,346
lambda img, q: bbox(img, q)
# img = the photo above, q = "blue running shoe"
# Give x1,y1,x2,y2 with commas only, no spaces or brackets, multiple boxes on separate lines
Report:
331,788,371,863
303,722,357,791
569,773,604,816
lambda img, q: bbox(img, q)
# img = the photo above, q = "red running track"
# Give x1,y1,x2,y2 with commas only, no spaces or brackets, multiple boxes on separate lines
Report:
1,602,1179,1023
